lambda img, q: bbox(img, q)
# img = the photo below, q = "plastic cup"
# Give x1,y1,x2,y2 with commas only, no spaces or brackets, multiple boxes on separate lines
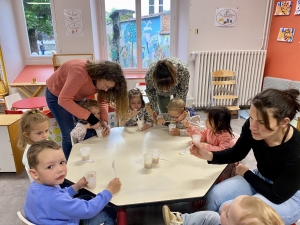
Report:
192,134,201,143
96,127,104,138
137,120,144,130
144,153,153,169
169,124,176,132
150,148,161,164
80,147,91,161
84,171,96,189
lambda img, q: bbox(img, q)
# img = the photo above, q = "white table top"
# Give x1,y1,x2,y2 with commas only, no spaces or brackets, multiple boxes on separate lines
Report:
66,126,226,207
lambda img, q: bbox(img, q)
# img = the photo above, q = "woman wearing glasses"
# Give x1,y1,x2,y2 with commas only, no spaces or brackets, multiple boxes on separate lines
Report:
145,57,190,119
46,59,128,159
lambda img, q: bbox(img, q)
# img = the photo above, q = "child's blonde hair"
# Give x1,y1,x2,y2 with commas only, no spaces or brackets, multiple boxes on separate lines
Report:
18,109,49,150
239,196,284,225
79,99,99,111
167,98,185,112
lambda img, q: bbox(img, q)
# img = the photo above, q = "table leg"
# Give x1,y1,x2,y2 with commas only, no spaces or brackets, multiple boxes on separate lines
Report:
117,209,126,225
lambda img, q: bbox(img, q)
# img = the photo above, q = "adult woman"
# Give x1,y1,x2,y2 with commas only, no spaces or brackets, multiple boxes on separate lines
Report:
145,57,190,118
46,59,128,159
190,88,300,224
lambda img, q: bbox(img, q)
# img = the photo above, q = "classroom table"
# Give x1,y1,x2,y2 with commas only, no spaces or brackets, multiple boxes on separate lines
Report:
9,65,53,98
66,125,227,225
12,96,47,109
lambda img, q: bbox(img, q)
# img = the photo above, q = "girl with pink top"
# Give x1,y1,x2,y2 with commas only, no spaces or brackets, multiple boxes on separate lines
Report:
183,106,235,151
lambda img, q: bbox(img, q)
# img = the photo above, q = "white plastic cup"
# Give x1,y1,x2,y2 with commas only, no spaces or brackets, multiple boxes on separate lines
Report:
96,127,104,138
84,171,96,189
169,124,176,132
137,120,144,130
80,147,91,161
150,148,161,164
144,153,153,169
192,134,201,143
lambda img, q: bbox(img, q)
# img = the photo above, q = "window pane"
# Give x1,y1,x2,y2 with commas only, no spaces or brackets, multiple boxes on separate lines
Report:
22,0,56,56
105,0,137,68
141,0,170,68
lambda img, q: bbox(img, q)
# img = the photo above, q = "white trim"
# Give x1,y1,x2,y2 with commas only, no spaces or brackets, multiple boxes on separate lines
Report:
136,0,142,70
98,0,108,60
170,0,178,57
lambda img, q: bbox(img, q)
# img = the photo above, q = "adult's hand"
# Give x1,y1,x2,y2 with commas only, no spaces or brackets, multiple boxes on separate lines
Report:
101,121,110,136
91,122,101,130
190,141,213,161
235,163,249,176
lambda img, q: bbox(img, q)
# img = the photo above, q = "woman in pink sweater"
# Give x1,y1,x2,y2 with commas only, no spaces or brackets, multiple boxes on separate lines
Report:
46,59,128,159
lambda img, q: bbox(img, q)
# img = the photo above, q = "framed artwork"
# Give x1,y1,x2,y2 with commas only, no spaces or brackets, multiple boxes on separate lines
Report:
295,0,300,15
0,45,8,95
277,28,295,42
274,1,292,15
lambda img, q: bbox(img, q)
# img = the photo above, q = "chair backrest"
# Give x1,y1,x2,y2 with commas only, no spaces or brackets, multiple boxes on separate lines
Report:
4,93,22,110
70,133,79,146
17,211,35,225
52,54,94,71
5,109,23,114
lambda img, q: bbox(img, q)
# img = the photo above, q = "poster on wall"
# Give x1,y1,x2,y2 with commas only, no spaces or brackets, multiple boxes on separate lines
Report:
215,8,238,27
295,0,300,14
274,1,292,15
277,28,295,42
64,9,83,36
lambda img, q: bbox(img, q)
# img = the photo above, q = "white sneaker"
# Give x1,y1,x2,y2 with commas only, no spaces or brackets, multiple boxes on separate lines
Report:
162,205,183,225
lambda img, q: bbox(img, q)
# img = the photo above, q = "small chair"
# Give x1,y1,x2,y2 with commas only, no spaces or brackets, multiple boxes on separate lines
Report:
5,109,23,114
17,211,35,225
52,54,94,71
70,133,79,146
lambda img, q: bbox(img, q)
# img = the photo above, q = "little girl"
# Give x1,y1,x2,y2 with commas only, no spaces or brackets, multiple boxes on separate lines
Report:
125,88,153,130
71,99,101,142
157,98,201,136
18,109,50,180
184,106,235,151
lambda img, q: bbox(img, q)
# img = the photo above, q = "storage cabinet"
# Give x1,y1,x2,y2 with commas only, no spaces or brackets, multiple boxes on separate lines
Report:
0,114,24,174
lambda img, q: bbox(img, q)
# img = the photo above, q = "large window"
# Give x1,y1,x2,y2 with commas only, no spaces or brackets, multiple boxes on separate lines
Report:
104,0,171,70
22,0,56,56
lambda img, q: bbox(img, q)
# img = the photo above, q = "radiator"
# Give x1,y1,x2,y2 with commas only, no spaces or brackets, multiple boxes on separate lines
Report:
190,50,267,108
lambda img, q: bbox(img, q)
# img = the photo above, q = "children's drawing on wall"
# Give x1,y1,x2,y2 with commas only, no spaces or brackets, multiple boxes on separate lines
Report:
64,9,83,36
277,28,295,42
295,0,300,14
274,1,292,15
215,8,238,27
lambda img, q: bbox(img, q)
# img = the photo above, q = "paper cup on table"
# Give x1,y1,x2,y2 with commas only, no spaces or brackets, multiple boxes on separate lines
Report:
169,124,176,133
96,127,104,138
137,120,144,130
192,134,201,143
80,147,91,161
144,153,153,169
84,171,96,189
150,148,161,164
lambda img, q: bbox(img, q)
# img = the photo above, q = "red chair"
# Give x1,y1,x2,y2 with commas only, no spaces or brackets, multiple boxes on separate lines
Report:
4,109,23,114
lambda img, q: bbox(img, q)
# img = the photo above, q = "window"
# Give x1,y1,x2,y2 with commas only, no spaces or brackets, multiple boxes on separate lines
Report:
21,0,56,56
104,0,172,71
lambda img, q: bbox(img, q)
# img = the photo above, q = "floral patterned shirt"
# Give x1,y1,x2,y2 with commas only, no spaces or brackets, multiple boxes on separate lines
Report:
125,108,154,127
145,57,190,112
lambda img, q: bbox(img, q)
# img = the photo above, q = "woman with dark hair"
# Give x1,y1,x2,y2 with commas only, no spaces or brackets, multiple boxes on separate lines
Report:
190,88,300,224
145,57,190,119
46,59,128,159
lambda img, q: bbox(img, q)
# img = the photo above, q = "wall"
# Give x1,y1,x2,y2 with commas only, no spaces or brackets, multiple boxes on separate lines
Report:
264,0,300,81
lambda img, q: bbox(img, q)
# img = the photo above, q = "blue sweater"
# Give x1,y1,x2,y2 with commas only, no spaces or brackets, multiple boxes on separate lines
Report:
24,181,112,225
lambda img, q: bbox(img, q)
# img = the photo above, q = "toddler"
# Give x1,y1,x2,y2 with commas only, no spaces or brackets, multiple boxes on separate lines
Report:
24,140,121,225
125,88,154,130
71,99,101,142
157,98,201,136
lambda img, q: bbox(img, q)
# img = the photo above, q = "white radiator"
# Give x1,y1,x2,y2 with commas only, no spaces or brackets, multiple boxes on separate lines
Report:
190,50,267,108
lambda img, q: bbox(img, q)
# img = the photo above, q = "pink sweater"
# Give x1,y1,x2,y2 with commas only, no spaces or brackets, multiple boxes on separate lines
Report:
46,59,108,122
186,126,234,151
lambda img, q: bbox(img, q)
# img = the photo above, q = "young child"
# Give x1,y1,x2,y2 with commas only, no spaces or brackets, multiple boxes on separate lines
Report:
24,140,121,225
71,99,101,142
18,109,50,172
125,88,154,130
157,98,201,136
162,195,284,225
183,106,235,151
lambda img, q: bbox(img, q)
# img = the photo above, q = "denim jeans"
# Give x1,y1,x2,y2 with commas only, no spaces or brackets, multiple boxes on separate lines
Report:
182,211,220,225
85,206,117,225
206,172,300,224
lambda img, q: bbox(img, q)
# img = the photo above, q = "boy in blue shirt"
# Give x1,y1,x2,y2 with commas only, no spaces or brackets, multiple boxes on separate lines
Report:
24,140,121,225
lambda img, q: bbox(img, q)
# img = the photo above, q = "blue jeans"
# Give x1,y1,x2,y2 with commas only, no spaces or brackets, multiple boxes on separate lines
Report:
182,211,220,225
206,171,300,224
85,206,117,225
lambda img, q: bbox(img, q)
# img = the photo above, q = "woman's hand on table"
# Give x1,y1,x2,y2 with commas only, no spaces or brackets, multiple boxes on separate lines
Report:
101,121,110,136
107,178,122,194
190,141,213,161
72,177,88,192
235,163,249,176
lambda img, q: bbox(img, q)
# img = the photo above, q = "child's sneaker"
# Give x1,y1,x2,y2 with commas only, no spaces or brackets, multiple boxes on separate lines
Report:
162,205,183,225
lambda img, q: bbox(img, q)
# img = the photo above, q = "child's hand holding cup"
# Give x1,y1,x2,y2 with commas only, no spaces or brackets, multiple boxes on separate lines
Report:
137,120,145,130
157,118,166,125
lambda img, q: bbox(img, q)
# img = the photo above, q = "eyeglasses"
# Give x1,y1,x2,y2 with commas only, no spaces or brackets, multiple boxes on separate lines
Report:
170,110,184,119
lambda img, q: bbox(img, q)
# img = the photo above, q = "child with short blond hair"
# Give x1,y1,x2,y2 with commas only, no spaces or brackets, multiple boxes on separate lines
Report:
157,98,201,136
24,140,121,225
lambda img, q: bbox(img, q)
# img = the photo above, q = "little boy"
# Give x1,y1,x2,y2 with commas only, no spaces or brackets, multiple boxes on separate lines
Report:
24,140,121,225
157,98,201,136
162,195,284,225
